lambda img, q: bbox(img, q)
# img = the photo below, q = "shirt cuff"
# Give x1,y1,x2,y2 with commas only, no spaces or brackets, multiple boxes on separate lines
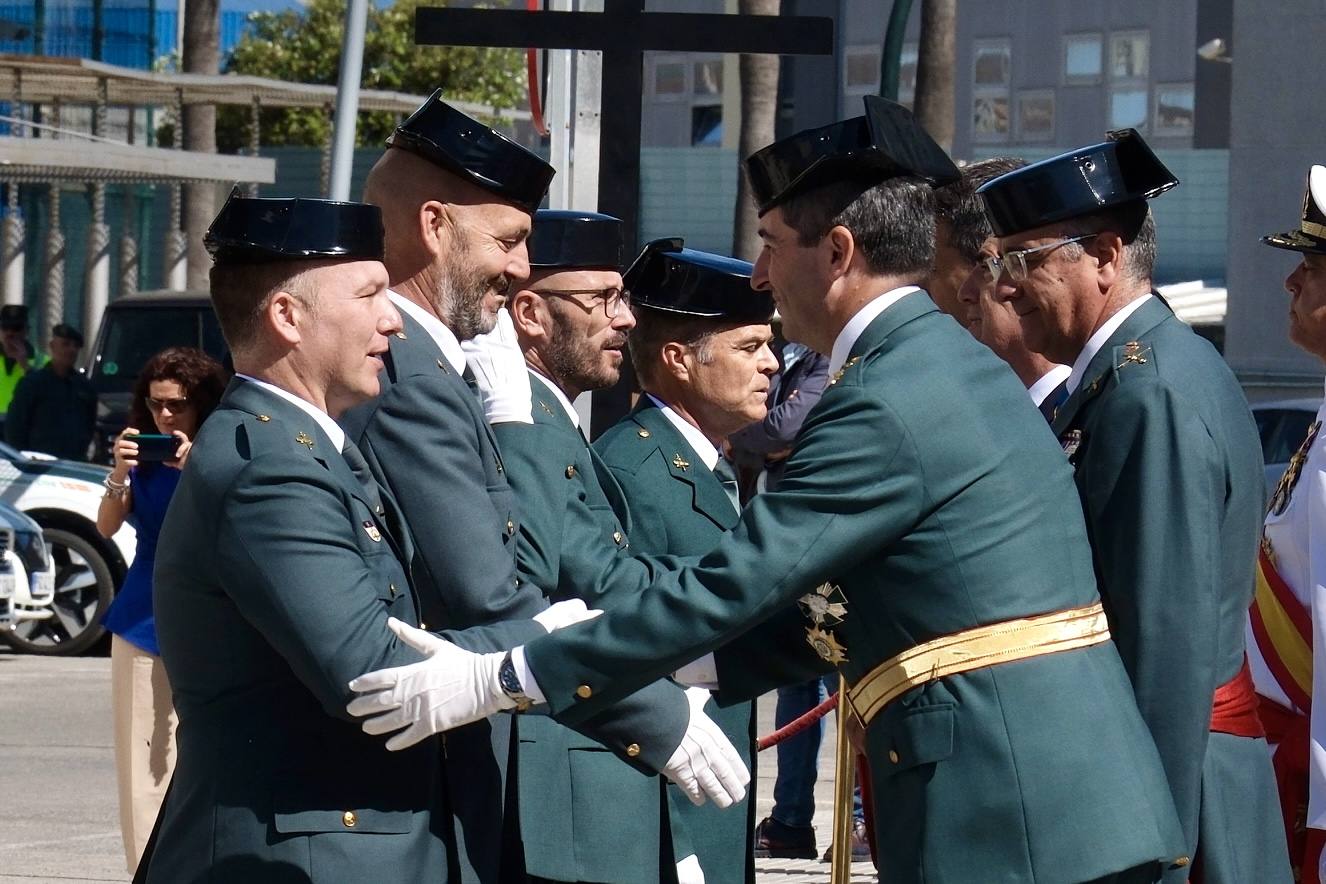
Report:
511,645,547,704
673,653,720,690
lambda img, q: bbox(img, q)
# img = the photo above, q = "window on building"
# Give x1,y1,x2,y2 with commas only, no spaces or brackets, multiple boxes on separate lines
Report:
1154,83,1195,136
1017,90,1055,141
651,58,688,99
898,43,918,107
1109,89,1148,130
1063,33,1102,84
692,105,723,146
844,45,881,95
693,59,722,97
1110,31,1149,80
972,39,1011,141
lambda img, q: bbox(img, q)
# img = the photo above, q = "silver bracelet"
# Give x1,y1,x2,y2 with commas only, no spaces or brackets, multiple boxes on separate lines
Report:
103,475,129,498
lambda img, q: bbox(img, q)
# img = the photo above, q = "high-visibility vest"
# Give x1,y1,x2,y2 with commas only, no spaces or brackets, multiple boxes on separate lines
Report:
0,357,26,414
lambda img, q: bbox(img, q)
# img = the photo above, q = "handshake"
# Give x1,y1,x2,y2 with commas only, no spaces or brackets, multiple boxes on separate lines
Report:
347,602,750,809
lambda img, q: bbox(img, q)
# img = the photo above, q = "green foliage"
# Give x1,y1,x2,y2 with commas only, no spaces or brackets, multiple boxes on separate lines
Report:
217,0,525,150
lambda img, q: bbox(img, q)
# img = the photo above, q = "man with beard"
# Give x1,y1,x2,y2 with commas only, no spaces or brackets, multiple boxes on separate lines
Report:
594,238,777,884
938,158,1071,421
341,96,735,882
350,98,1189,884
977,131,1289,883
465,210,743,884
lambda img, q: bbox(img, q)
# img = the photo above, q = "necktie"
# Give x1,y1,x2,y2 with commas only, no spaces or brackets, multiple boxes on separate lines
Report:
340,439,385,518
713,456,741,515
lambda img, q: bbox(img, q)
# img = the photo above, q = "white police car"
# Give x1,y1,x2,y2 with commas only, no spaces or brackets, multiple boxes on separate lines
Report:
0,501,54,633
0,442,135,655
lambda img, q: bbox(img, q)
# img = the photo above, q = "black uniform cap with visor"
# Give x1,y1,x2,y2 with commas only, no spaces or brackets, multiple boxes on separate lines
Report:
1262,165,1326,257
624,238,771,324
204,189,386,265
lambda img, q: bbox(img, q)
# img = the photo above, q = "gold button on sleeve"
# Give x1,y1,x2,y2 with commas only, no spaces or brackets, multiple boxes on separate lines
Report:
626,743,641,757
575,684,593,699
1172,856,1191,868
888,750,900,764
612,531,623,544
342,810,357,828
566,465,577,478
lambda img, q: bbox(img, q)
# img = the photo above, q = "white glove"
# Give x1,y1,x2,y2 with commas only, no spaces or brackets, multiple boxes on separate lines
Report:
663,687,750,809
347,618,514,749
675,854,706,884
673,652,720,690
532,598,603,633
461,310,533,424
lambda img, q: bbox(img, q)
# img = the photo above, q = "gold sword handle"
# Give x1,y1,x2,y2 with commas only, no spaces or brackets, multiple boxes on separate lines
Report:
831,674,857,884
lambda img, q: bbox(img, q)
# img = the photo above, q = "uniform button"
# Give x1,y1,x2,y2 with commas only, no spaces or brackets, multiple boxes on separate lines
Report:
395,331,407,340
612,531,623,544
388,583,398,598
888,750,899,764
575,684,593,699
256,414,271,422
375,505,385,515
436,359,448,372
626,743,641,757
507,519,515,535
1173,856,1191,868
342,810,357,828
637,429,650,438
419,622,427,630
565,465,577,478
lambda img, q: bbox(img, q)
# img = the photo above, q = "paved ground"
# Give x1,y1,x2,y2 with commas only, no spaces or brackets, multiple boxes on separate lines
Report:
0,650,875,883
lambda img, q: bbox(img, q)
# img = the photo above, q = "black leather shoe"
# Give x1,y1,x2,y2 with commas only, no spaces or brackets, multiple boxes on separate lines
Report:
820,818,871,862
753,816,817,860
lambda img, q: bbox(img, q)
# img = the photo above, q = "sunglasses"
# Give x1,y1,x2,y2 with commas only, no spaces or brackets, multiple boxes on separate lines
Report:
146,396,191,413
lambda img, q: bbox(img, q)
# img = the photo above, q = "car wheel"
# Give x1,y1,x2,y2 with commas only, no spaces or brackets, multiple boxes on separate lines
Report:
4,528,114,656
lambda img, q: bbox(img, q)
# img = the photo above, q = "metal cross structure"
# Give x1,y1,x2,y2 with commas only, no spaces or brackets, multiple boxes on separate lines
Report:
414,2,835,250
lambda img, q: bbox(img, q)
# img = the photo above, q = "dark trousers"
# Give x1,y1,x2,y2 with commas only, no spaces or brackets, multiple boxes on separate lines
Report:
1080,862,1164,884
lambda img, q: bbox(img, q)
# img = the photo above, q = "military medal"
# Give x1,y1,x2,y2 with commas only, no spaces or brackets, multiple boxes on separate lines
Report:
798,581,848,626
1060,429,1083,463
806,625,848,664
1268,421,1321,517
296,431,315,449
363,520,382,542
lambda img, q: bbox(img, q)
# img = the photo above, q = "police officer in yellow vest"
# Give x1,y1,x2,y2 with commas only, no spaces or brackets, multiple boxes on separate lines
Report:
0,304,34,428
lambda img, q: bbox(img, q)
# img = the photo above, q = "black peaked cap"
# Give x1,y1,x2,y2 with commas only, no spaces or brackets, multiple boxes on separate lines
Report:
205,190,384,265
1263,165,1326,256
976,129,1178,238
388,90,554,213
529,210,623,269
625,238,771,323
744,95,960,216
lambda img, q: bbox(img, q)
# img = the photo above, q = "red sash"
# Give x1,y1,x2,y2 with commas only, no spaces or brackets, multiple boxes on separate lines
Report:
1209,657,1265,738
1249,545,1323,884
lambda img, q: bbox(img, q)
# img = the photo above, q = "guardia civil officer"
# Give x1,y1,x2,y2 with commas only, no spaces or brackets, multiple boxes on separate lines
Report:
1247,164,1326,884
460,211,746,884
594,238,777,884
147,193,563,882
350,98,1189,884
977,132,1290,883
340,98,736,882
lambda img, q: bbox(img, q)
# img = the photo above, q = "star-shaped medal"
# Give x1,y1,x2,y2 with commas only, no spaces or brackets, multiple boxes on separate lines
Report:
806,626,848,664
797,582,848,626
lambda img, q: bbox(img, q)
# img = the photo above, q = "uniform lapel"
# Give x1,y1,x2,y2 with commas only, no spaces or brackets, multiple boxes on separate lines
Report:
846,290,939,367
633,399,736,530
1050,296,1173,435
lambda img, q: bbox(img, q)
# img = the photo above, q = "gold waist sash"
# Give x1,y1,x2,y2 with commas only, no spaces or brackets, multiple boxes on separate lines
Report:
844,602,1111,732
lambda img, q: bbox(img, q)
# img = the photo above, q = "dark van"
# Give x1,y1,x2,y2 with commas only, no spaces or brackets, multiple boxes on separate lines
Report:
83,290,225,462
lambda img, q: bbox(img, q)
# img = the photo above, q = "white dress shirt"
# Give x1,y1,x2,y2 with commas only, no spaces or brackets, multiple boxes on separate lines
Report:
1027,364,1072,407
234,374,345,450
389,290,466,374
646,394,720,471
826,285,922,375
1064,294,1152,395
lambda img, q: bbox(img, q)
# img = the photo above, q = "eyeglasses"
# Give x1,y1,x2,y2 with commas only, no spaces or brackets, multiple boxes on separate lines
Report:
532,287,631,318
146,396,191,413
983,234,1095,283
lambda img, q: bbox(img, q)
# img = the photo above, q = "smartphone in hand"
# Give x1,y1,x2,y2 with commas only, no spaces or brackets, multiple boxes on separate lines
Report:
127,433,179,462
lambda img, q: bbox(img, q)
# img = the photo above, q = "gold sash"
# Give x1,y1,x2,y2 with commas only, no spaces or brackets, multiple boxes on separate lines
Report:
844,602,1111,732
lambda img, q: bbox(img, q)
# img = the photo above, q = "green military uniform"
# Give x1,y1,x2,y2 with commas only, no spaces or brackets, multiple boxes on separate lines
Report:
978,132,1291,884
152,378,514,882
494,372,674,883
522,290,1189,882
1050,297,1289,883
595,397,754,884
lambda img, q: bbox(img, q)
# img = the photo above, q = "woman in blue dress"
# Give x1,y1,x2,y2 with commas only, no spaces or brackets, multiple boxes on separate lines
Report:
97,346,226,874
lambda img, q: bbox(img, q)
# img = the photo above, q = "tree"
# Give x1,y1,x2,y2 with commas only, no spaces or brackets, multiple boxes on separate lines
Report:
218,0,526,151
730,0,781,263
182,0,221,289
913,0,955,154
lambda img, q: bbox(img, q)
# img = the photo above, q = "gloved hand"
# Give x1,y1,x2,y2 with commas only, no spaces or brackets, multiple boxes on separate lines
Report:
663,687,750,808
675,854,706,884
673,652,719,690
461,310,533,424
532,598,603,633
347,618,514,750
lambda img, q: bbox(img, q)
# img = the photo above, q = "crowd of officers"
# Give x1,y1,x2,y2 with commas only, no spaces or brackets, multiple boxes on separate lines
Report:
128,88,1326,884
